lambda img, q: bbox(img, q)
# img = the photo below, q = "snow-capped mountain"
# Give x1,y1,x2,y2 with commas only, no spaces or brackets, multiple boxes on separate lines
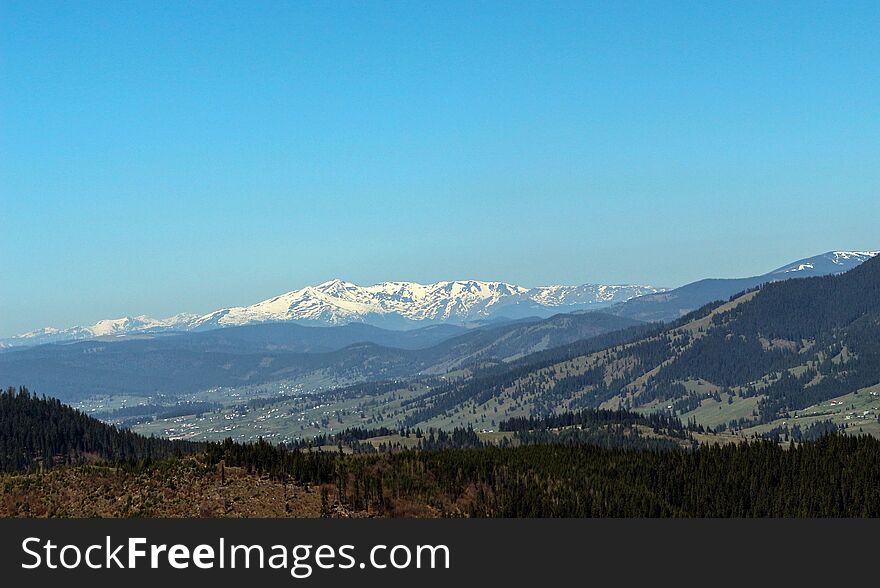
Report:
0,280,662,348
190,280,661,330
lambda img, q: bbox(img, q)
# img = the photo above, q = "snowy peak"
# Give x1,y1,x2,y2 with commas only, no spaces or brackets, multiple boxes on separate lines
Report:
829,251,880,264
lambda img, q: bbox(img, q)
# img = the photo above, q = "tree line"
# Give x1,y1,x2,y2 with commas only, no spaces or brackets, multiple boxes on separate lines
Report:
205,433,880,517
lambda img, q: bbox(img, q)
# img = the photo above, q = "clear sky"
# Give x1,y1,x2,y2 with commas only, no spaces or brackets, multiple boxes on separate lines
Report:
2,1,878,336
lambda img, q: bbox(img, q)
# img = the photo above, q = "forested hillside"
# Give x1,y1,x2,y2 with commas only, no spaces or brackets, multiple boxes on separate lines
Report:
377,255,880,434
0,387,199,472
203,435,880,517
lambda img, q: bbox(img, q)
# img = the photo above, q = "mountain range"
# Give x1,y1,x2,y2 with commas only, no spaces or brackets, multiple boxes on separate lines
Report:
3,251,876,349
1,280,661,347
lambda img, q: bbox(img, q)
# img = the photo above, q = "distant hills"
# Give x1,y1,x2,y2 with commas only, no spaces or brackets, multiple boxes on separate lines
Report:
0,311,640,401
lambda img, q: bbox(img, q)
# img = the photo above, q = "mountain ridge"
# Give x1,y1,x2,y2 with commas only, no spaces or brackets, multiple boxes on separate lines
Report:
2,279,661,347
609,250,878,322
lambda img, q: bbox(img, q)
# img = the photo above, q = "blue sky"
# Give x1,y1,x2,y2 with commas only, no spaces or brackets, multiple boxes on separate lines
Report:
1,1,878,336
